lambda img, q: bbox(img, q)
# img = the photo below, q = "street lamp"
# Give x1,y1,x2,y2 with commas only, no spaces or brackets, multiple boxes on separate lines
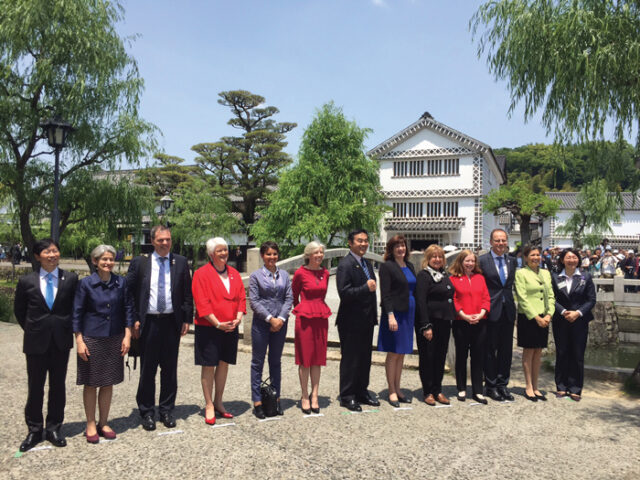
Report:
160,195,174,226
40,115,74,243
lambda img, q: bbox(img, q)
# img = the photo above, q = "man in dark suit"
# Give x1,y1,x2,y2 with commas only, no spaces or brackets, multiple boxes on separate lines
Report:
336,229,379,411
14,238,78,452
478,229,517,402
126,225,193,430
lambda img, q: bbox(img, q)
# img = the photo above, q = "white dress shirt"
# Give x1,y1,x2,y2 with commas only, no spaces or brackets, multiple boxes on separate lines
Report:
148,251,173,314
39,267,59,300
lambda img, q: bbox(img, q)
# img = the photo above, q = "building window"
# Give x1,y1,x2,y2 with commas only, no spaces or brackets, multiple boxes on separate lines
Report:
393,201,458,218
392,158,458,177
393,202,423,217
425,201,458,217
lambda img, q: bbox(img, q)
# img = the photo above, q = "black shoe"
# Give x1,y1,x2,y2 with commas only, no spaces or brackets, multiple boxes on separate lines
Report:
19,431,43,452
340,399,362,412
276,400,284,416
472,394,488,405
498,387,515,401
356,394,380,407
397,395,411,404
309,395,320,414
388,398,400,408
535,392,547,402
456,391,466,402
160,412,176,428
45,430,67,447
253,405,266,419
485,388,504,402
141,415,156,431
523,392,538,402
300,398,311,415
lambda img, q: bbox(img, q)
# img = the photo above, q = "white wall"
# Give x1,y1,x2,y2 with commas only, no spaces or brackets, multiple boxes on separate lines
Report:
379,156,475,191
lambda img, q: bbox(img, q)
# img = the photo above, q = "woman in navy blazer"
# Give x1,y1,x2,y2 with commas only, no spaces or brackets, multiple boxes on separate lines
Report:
248,241,293,419
551,248,596,401
73,245,134,443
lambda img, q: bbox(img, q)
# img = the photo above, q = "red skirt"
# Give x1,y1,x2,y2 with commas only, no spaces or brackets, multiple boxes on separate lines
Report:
294,315,328,367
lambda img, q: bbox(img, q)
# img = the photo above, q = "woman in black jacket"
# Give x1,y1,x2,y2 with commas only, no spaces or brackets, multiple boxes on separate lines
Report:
377,235,416,407
551,248,597,402
415,244,455,406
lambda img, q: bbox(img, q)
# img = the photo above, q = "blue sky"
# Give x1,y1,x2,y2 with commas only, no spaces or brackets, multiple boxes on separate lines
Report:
118,0,552,165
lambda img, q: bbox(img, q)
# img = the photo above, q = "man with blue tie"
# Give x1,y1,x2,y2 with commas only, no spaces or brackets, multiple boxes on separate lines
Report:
478,229,518,402
336,229,380,411
14,238,78,451
127,226,193,431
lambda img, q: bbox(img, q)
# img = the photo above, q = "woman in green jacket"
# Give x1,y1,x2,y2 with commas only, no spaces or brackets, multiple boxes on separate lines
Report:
515,245,555,402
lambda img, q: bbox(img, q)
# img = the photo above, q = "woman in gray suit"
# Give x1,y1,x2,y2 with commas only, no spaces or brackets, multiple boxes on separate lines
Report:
248,241,293,418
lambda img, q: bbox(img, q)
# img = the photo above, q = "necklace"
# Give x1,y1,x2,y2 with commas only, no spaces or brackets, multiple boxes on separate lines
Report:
212,262,227,275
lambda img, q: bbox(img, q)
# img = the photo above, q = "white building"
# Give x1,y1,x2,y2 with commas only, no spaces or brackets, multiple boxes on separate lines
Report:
368,112,506,252
543,192,640,249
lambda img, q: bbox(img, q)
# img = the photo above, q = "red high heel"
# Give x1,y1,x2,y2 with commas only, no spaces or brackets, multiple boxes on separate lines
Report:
215,409,233,419
205,416,216,425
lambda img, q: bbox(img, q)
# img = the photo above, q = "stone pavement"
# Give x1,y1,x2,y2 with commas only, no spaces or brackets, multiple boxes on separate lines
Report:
1,321,639,480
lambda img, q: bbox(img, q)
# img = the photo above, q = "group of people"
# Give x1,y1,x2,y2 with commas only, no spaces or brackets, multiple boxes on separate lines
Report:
14,226,597,453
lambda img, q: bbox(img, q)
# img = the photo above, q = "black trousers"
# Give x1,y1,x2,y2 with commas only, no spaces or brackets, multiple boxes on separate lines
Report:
338,323,374,402
452,320,487,395
137,314,181,417
484,311,514,389
416,320,451,397
552,316,589,395
25,344,70,433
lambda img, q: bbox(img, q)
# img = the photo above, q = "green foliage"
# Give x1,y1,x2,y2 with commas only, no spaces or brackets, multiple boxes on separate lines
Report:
0,0,156,260
166,177,241,268
0,289,13,323
59,171,154,266
484,179,561,245
471,0,640,145
555,179,620,248
193,90,296,229
497,140,640,191
136,154,197,198
252,102,386,255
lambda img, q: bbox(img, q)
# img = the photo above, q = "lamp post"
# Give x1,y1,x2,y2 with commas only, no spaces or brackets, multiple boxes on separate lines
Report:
40,115,73,243
160,195,174,226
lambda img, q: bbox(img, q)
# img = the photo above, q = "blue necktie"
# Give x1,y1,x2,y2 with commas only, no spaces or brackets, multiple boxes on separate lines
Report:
361,259,371,280
157,257,167,313
45,273,54,310
497,256,506,286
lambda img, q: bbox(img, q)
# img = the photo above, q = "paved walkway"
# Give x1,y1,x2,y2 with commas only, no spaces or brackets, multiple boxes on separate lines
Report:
0,321,638,479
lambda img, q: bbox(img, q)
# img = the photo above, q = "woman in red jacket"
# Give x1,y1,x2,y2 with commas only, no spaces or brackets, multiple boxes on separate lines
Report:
449,250,490,404
192,237,246,425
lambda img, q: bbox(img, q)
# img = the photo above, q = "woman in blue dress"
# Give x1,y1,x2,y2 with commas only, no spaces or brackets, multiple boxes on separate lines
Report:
377,235,416,407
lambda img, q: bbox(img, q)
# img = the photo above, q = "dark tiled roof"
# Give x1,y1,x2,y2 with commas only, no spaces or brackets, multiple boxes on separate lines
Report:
495,154,506,177
546,192,640,210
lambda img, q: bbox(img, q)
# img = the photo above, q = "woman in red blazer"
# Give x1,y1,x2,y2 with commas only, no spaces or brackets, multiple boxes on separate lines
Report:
192,237,246,425
449,250,491,404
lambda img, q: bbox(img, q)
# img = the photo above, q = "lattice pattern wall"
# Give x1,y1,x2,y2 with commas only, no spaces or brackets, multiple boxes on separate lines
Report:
382,147,474,159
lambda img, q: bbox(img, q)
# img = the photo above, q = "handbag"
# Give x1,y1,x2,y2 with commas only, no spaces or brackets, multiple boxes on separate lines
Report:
260,378,278,417
125,336,141,379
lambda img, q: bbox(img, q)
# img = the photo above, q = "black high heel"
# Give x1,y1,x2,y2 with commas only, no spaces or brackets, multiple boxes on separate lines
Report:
300,398,311,414
309,394,320,414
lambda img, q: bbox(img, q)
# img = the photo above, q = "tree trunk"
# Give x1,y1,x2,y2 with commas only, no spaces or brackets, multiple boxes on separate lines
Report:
519,215,531,246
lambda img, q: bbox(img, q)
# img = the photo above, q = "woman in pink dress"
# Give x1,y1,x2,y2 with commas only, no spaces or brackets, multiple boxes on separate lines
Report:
292,241,331,414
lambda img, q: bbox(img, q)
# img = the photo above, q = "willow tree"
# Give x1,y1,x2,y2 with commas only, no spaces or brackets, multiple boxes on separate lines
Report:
471,0,640,147
0,0,156,265
252,102,386,255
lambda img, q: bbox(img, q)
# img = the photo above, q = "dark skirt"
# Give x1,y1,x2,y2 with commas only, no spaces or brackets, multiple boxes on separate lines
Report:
76,333,125,387
517,313,549,348
195,324,238,366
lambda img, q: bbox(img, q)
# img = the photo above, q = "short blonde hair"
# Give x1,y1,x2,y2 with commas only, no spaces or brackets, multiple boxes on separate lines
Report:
206,237,228,257
303,241,325,265
421,244,445,270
